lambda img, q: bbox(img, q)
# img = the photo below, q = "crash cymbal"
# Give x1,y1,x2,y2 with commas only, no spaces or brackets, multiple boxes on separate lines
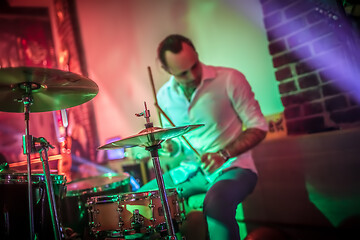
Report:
97,124,204,150
0,67,98,112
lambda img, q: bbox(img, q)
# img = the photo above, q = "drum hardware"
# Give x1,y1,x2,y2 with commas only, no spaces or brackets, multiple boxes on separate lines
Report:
174,199,186,224
117,206,126,230
98,102,202,240
118,208,130,234
131,209,145,228
118,221,124,229
0,66,99,240
149,202,156,223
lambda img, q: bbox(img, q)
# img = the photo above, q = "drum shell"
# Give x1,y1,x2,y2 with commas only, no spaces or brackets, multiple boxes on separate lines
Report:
88,188,185,237
120,189,183,231
0,173,66,240
87,195,122,233
61,173,131,238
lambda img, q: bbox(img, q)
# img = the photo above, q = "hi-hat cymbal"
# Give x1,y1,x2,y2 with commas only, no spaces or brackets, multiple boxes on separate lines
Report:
0,67,98,112
97,124,204,150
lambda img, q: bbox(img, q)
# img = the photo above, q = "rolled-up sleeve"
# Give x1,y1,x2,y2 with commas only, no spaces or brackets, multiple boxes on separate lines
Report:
227,71,268,132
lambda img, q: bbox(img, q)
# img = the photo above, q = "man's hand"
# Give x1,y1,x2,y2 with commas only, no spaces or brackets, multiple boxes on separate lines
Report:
162,139,175,153
160,139,181,157
201,152,226,174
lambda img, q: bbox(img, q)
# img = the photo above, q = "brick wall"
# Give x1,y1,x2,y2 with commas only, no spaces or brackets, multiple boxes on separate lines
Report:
260,0,360,134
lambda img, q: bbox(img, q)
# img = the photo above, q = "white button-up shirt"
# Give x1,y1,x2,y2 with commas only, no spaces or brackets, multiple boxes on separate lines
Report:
157,63,268,180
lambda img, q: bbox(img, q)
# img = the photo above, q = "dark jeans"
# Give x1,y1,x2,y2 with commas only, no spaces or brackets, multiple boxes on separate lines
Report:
138,167,258,240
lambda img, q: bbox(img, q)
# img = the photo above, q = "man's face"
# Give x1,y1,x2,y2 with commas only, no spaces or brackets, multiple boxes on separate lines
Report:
164,42,202,89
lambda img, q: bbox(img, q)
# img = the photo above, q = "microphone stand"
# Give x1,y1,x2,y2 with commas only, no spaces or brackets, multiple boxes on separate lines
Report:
36,137,62,240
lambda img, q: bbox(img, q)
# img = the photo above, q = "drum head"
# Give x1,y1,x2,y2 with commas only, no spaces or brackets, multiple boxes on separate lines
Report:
66,173,130,197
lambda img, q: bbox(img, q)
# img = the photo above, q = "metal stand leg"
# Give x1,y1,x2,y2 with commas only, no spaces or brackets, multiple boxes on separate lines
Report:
23,104,35,240
23,102,62,240
37,138,62,240
147,145,177,240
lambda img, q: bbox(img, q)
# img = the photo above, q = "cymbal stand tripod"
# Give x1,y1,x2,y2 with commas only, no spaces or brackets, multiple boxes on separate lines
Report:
20,83,62,240
136,102,177,240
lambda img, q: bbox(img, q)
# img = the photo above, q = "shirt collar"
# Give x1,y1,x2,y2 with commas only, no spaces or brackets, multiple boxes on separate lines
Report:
169,62,216,89
201,63,216,82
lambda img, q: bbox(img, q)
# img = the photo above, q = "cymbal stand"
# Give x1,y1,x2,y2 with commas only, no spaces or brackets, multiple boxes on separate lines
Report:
36,137,62,240
136,102,176,240
147,145,176,239
20,82,61,240
22,92,35,240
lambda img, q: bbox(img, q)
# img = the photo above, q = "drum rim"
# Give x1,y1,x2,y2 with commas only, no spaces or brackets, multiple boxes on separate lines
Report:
0,172,66,184
66,172,130,196
120,188,177,201
87,194,120,205
120,191,148,201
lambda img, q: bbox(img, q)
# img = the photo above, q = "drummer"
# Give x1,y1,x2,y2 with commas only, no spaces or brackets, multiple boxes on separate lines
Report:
139,34,268,240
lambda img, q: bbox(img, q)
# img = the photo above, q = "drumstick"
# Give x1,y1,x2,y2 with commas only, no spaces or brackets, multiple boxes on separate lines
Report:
153,102,213,181
147,66,201,158
154,103,201,158
147,66,163,127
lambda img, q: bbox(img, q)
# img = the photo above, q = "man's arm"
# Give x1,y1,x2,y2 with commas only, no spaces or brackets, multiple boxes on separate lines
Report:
224,127,267,158
201,128,267,173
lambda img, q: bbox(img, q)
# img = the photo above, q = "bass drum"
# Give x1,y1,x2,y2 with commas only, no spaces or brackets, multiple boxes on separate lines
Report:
61,173,131,239
0,172,66,240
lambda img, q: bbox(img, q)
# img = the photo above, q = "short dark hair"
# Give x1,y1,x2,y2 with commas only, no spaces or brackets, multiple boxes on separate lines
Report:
157,34,196,68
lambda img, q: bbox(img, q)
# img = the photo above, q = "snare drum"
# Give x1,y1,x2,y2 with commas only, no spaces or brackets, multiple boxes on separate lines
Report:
61,173,131,238
0,172,66,240
87,188,185,238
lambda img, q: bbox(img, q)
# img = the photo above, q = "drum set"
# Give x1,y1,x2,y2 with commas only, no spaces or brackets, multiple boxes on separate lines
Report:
0,67,201,240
